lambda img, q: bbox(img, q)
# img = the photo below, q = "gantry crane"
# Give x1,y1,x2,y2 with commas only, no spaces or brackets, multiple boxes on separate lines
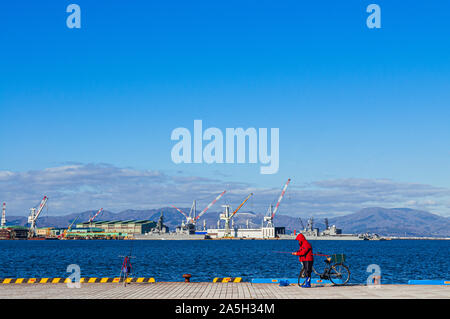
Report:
27,196,48,238
171,191,226,232
263,178,291,227
220,193,253,237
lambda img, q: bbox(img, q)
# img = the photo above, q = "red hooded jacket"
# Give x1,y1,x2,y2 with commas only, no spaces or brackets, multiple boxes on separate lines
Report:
293,234,313,262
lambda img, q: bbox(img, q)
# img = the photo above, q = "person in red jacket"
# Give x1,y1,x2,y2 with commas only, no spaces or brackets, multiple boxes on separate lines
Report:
292,233,314,288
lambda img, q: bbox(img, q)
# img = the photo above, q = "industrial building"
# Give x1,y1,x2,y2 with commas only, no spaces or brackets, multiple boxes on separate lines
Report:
36,227,53,237
207,226,286,239
63,227,121,239
76,220,157,236
50,228,65,237
0,226,29,240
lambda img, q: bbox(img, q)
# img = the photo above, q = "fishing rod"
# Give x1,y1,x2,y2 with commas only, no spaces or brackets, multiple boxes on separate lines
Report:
272,251,294,254
272,251,331,257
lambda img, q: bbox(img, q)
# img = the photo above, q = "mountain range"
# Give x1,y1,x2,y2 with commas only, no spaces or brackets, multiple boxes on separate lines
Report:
4,207,450,237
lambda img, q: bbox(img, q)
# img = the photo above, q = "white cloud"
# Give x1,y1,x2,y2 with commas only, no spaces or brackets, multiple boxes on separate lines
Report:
1,164,449,218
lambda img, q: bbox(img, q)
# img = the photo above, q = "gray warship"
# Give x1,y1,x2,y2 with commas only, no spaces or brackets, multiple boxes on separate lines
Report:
290,217,385,240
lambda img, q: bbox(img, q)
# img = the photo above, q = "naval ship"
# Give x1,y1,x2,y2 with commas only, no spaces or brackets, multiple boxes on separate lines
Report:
289,217,386,241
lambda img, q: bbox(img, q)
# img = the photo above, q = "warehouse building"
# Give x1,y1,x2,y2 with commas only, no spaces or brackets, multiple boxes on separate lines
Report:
64,227,122,239
0,226,29,240
50,228,66,237
36,227,53,237
75,220,156,235
207,226,286,239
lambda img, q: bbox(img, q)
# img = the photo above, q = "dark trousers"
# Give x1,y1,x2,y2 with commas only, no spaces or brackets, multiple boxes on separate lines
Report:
302,261,313,277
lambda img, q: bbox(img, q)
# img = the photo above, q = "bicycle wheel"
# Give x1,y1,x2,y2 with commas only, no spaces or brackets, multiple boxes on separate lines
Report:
329,263,350,286
312,266,321,277
297,266,307,287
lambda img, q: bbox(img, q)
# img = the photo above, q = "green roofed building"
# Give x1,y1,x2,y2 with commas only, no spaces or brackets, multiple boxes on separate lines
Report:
75,220,157,235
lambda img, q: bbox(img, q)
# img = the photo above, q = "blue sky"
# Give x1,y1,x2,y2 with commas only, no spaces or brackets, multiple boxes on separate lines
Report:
1,1,449,216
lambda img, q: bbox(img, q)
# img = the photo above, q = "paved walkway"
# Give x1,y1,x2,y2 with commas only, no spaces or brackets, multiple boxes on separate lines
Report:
0,282,448,299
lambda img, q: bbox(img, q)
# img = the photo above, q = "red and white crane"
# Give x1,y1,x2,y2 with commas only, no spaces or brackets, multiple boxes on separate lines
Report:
89,208,104,223
171,203,193,224
195,190,227,222
264,178,291,227
171,190,226,227
1,203,6,228
28,196,48,237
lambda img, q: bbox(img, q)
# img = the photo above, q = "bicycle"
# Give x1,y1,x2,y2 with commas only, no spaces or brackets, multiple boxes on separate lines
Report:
298,253,350,286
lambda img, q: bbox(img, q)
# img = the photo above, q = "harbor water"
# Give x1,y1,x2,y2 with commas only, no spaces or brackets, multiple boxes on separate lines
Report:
0,239,448,284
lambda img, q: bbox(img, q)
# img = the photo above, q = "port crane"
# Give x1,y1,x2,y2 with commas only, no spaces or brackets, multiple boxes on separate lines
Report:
1,203,6,228
171,190,226,230
60,214,81,239
89,208,104,223
220,193,253,237
195,190,227,223
27,196,48,238
263,178,291,227
171,202,195,225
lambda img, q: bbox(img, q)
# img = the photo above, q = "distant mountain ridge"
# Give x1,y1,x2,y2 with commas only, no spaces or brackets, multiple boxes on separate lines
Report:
5,207,450,237
326,207,450,237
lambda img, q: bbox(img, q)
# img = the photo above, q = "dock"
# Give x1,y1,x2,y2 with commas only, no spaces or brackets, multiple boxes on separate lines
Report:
0,282,447,299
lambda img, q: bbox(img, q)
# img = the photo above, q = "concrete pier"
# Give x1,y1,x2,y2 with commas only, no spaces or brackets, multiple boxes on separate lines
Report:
0,282,447,299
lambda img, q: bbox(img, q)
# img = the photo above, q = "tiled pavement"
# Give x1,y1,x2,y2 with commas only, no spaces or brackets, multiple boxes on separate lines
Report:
0,282,448,299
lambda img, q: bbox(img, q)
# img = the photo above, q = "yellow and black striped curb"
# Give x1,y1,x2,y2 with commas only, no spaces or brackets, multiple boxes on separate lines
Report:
213,277,242,283
0,277,156,284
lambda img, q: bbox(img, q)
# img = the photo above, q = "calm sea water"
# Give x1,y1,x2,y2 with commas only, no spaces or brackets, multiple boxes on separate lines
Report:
0,240,448,283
